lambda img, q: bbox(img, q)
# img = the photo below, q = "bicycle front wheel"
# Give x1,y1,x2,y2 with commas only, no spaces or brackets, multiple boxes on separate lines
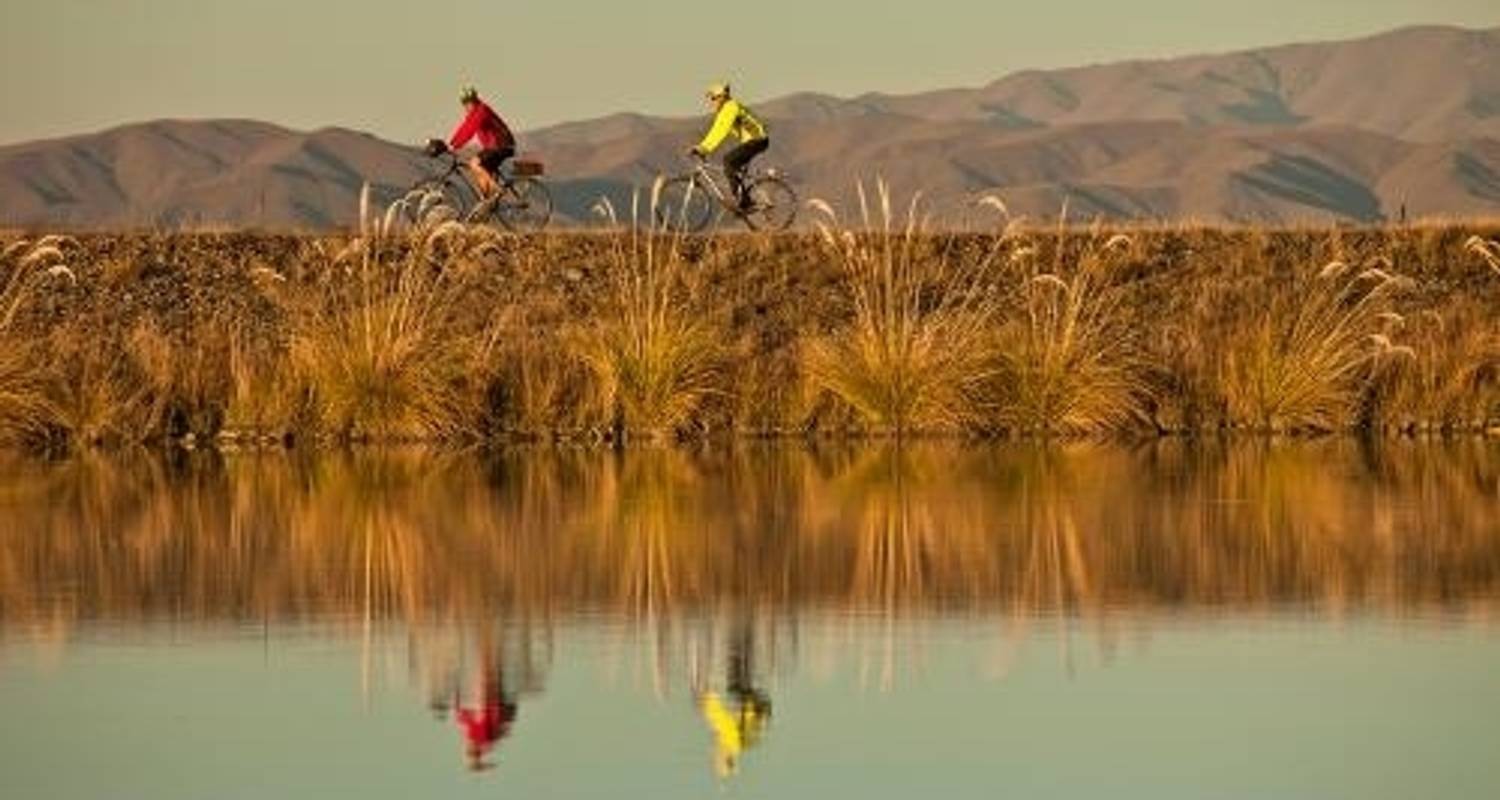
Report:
495,178,553,233
654,176,715,234
744,176,798,232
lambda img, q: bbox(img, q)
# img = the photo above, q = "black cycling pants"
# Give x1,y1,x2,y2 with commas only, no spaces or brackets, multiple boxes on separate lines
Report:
723,138,770,201
477,146,515,176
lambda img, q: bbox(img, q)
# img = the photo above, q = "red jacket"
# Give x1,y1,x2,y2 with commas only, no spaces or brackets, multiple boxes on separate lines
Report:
450,100,515,151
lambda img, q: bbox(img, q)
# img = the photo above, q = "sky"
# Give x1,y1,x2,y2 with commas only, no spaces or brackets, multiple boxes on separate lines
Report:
1,0,1498,145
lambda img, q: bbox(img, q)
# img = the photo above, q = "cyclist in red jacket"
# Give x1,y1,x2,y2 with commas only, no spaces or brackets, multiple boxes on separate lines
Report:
448,86,516,199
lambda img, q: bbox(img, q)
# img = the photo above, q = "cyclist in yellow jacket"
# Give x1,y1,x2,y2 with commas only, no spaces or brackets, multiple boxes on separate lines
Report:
690,83,769,211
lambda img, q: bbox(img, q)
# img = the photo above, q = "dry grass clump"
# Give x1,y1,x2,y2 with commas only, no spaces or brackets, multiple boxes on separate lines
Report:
1368,308,1499,433
33,330,153,447
1468,235,1500,277
492,315,604,437
572,190,727,439
0,346,46,444
0,219,1496,450
277,188,507,442
0,237,87,447
802,191,1154,437
1224,258,1413,432
986,225,1153,435
223,323,303,440
127,318,236,439
803,184,1003,434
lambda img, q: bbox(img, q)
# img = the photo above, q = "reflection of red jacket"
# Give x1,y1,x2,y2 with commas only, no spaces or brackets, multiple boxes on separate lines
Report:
449,100,515,151
457,698,513,750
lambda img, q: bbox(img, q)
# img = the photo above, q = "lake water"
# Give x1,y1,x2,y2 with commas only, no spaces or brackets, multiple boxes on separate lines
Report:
2,442,1497,799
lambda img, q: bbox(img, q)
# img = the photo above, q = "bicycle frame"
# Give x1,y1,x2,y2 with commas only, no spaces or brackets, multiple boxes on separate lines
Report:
402,147,553,232
684,159,735,207
683,156,781,211
657,153,797,233
415,152,521,212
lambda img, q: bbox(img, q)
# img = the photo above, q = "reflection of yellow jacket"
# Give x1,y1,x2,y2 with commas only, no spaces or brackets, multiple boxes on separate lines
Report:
697,100,768,153
700,691,770,778
701,692,745,778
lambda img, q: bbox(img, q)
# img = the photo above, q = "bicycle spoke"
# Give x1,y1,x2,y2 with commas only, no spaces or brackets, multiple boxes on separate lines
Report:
744,177,798,232
655,176,715,233
493,178,553,232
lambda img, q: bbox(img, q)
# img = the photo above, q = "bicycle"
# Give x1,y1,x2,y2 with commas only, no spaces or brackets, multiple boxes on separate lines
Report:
406,141,554,232
655,153,797,233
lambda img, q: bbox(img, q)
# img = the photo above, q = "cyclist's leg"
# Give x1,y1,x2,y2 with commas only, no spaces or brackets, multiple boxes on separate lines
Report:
723,139,770,209
474,147,515,197
467,154,499,198
484,146,515,178
723,142,753,207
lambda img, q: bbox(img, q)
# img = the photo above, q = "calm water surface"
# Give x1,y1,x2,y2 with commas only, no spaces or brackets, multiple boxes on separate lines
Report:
1,442,1497,799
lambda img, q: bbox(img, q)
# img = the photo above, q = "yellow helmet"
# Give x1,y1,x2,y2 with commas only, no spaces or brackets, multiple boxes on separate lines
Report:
706,82,731,101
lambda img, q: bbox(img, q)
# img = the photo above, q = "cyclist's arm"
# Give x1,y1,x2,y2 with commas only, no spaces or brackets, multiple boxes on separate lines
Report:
449,108,480,150
697,102,737,154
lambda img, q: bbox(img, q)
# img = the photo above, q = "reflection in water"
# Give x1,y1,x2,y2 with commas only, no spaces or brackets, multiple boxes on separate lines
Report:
1,441,1498,789
2,441,1498,628
695,616,773,779
433,626,521,772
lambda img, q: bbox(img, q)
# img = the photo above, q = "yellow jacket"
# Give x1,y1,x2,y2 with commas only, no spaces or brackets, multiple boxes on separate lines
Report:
697,100,768,153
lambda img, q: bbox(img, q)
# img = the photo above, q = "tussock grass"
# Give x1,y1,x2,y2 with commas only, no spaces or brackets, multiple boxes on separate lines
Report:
128,318,235,439
573,188,727,439
1224,259,1413,432
1468,235,1500,277
223,323,302,439
804,184,1002,434
492,317,597,436
0,237,84,447
0,217,1496,449
280,189,505,442
1370,308,1499,432
0,347,53,446
987,225,1152,435
35,335,151,447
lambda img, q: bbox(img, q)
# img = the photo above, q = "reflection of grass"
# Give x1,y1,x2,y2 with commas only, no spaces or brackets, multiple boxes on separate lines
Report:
2,443,1498,641
588,448,710,614
1013,456,1097,616
835,446,998,608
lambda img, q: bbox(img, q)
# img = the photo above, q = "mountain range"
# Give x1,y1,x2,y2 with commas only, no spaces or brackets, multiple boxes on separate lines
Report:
3,24,1498,229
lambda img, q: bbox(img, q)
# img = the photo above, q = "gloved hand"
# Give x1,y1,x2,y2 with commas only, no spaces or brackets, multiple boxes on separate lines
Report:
424,138,449,157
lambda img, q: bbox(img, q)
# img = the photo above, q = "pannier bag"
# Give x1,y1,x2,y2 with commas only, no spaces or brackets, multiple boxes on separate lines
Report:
512,159,545,177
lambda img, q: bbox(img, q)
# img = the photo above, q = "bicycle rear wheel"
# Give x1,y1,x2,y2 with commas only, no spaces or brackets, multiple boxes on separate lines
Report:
654,176,715,234
743,176,798,232
489,177,555,231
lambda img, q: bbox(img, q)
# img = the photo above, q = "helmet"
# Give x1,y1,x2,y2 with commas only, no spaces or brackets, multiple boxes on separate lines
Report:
459,86,479,104
706,82,730,101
